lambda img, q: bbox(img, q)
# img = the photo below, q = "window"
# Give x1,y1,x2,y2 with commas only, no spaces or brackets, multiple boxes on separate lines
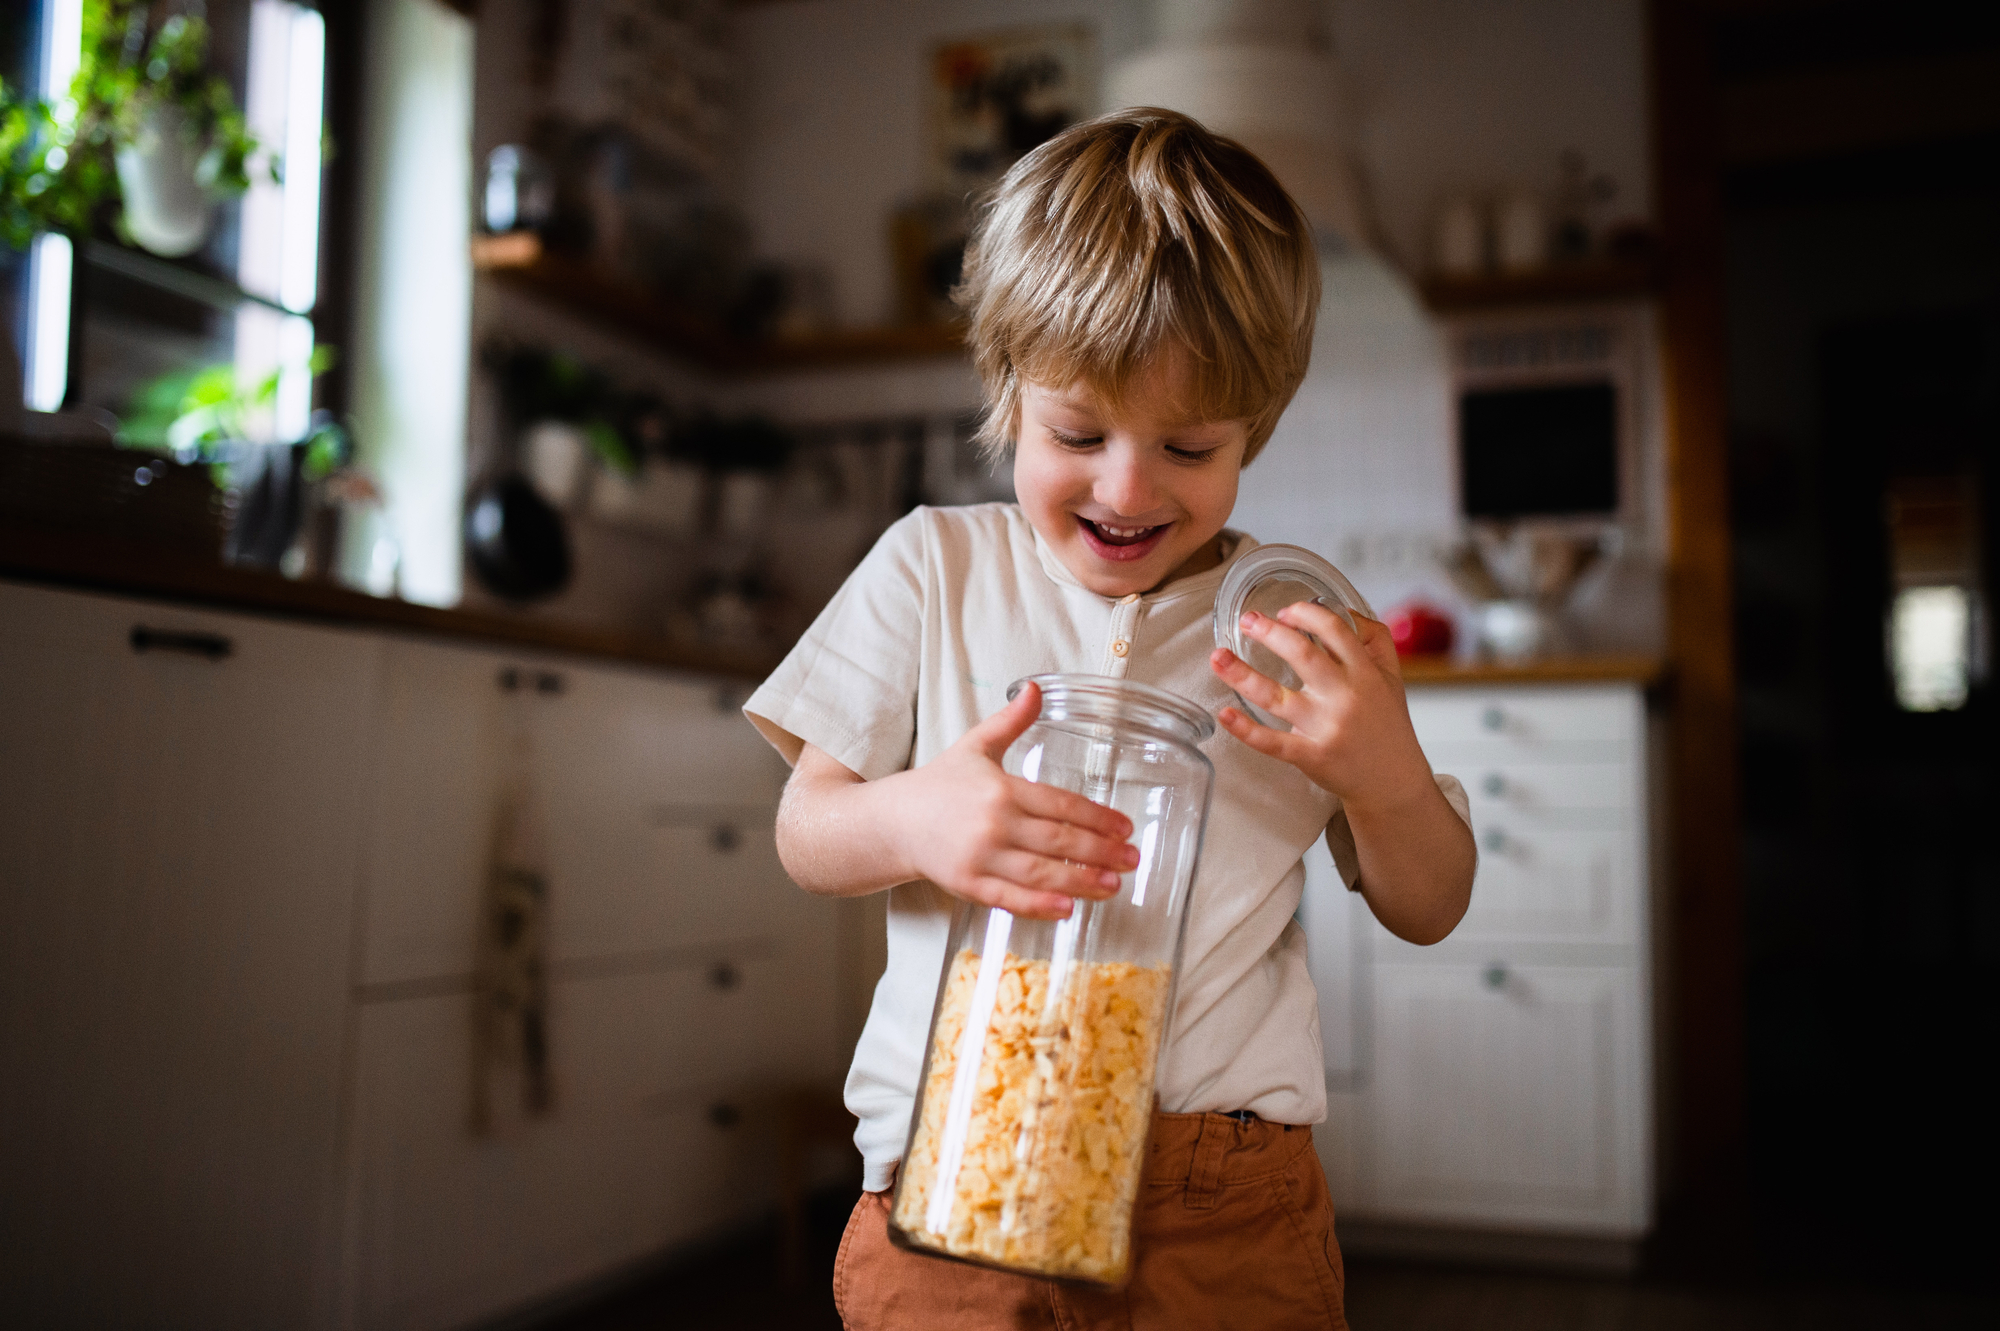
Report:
19,0,327,440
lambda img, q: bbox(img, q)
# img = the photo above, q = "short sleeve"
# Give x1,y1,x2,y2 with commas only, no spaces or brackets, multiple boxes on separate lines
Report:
743,511,929,781
1324,772,1474,890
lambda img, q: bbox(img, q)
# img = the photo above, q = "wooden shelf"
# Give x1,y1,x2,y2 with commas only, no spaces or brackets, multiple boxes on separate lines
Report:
1417,258,1660,313
471,234,966,373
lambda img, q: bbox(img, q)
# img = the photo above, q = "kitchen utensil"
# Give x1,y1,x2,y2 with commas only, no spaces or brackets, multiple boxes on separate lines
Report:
1496,187,1546,273
465,471,572,600
1213,543,1369,731
890,674,1215,1287
1432,196,1485,276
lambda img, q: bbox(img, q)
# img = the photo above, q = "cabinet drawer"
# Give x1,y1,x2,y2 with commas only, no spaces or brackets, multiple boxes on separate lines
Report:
1364,961,1647,1233
362,638,793,986
1408,686,1639,756
1455,825,1637,944
549,805,808,963
1441,760,1638,817
347,952,838,1331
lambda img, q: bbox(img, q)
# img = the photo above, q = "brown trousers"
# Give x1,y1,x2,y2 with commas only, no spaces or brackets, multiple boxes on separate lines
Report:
834,1111,1348,1331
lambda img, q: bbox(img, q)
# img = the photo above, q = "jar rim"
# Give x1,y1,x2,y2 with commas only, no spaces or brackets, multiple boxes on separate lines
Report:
1005,673,1215,745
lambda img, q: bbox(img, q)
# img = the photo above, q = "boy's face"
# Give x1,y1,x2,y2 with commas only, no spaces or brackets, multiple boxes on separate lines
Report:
1013,355,1250,598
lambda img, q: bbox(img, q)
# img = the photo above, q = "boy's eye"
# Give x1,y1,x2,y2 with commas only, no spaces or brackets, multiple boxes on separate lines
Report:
1167,445,1223,463
1048,429,1102,449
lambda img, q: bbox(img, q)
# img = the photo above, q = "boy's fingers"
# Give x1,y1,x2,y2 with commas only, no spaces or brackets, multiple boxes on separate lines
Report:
1218,704,1304,764
1209,647,1311,726
1012,778,1133,840
968,876,1074,920
990,850,1121,898
1238,611,1341,691
1014,817,1139,872
1275,599,1366,665
968,682,1042,762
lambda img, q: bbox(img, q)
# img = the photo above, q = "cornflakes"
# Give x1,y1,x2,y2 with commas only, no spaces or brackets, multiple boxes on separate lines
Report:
892,949,1172,1284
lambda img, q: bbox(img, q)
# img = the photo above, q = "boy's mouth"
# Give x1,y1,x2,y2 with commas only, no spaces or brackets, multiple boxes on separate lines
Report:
1077,515,1170,562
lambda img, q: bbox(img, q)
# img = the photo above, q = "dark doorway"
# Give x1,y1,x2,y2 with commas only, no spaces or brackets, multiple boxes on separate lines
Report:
1720,12,2000,1277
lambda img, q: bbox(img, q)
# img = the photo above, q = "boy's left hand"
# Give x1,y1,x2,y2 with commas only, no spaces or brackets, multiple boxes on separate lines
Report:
1209,602,1435,810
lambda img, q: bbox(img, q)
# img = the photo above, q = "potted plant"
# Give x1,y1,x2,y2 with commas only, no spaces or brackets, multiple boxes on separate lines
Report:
1,0,271,256
119,346,348,568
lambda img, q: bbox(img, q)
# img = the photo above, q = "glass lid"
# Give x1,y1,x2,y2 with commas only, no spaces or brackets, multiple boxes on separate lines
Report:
1213,544,1369,731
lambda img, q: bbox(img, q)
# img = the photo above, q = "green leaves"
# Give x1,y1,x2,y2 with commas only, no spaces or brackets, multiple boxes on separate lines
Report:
0,0,279,251
116,344,341,460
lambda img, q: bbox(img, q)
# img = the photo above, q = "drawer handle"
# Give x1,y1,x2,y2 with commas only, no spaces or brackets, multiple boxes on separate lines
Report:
498,667,565,695
708,961,742,991
710,824,741,853
1482,772,1506,797
131,627,232,660
1483,962,1509,991
1482,828,1507,854
709,1102,742,1129
1481,706,1505,731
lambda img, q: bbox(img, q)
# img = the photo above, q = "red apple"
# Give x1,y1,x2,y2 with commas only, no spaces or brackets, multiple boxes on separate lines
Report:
1388,602,1455,657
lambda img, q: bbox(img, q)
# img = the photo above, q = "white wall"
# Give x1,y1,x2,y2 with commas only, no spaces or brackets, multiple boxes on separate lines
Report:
1332,0,1652,270
734,0,1151,331
734,0,1652,320
729,1,1655,605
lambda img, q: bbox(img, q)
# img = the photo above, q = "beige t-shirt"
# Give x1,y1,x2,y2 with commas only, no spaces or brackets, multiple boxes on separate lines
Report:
744,503,1469,1190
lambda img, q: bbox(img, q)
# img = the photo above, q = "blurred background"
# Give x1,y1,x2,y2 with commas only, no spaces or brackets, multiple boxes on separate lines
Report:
2,1,1995,1327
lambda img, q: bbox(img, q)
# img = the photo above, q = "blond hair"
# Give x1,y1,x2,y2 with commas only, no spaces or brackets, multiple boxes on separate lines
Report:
957,107,1319,465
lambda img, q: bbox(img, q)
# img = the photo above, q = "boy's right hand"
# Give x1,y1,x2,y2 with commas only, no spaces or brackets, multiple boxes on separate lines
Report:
890,682,1138,920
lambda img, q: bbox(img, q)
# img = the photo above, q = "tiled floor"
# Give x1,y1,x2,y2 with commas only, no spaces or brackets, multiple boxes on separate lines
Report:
532,1190,2000,1331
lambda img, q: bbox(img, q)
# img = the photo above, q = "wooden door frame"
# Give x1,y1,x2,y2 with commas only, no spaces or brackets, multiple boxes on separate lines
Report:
1648,0,1747,1222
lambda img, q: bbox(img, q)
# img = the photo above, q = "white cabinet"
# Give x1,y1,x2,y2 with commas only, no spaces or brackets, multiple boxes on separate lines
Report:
0,581,838,1331
0,580,383,1330
1323,681,1654,1251
344,959,807,1331
1366,961,1645,1231
341,633,835,1331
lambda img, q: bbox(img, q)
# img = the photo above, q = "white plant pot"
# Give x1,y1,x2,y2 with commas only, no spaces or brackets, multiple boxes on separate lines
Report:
522,421,593,508
116,105,214,258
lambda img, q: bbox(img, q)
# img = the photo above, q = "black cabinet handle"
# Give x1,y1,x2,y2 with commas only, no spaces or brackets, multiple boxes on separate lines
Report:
498,667,565,694
709,1102,742,1129
708,961,742,992
131,627,232,660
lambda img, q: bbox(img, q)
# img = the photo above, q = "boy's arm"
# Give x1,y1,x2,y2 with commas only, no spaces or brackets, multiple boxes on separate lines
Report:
775,683,1140,921
1210,603,1475,945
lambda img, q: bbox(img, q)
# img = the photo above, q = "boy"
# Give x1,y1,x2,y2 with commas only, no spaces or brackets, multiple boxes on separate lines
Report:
744,108,1476,1330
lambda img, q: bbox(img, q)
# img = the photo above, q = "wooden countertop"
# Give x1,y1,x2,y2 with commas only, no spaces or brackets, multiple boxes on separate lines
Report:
3,530,1668,692
0,529,781,680
1398,653,1668,687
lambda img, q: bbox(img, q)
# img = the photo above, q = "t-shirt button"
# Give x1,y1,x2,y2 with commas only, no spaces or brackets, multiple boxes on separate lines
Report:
1111,639,1130,657
1119,592,1141,604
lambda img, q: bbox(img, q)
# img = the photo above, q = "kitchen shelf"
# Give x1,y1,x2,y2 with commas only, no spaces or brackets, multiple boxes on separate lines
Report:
83,239,292,316
470,234,967,374
1417,257,1659,313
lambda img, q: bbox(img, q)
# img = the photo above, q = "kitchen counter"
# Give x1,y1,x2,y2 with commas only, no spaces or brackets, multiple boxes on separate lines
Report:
0,528,779,680
1398,654,1668,688
2,529,1669,692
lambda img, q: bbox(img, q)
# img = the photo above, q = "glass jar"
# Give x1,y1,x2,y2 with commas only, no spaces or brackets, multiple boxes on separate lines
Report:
888,674,1216,1286
1213,543,1368,731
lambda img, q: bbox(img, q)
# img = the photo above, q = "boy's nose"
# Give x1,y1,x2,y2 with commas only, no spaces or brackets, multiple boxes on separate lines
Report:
1094,453,1161,517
